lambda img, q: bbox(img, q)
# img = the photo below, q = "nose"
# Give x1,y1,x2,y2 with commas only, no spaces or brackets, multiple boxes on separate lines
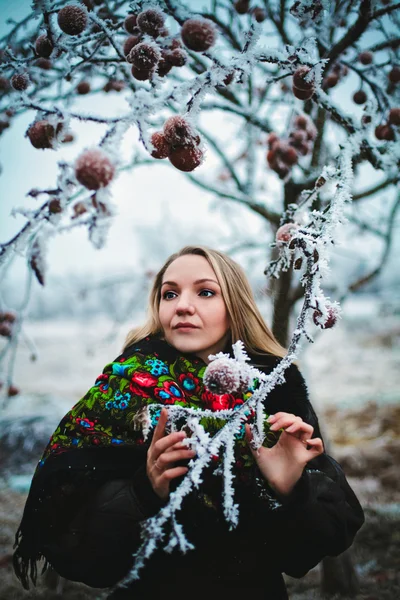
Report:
175,293,195,315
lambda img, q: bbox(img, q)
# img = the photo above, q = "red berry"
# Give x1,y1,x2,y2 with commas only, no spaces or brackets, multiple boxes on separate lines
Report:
281,145,298,166
75,148,115,190
170,38,182,50
163,116,199,147
293,85,314,100
103,79,125,92
313,308,337,329
181,18,216,52
58,4,88,36
62,133,74,143
131,65,152,81
49,198,62,213
123,35,142,56
361,114,372,125
359,51,373,65
289,129,308,146
168,145,203,171
276,223,298,242
204,357,251,395
157,56,173,77
11,73,29,91
294,115,308,130
168,49,188,67
27,120,58,149
353,90,367,104
293,66,314,91
0,311,17,323
297,141,310,156
234,0,250,13
35,58,52,70
35,34,53,58
267,132,279,148
0,323,12,337
127,42,160,71
76,81,90,94
253,7,266,22
124,14,138,34
137,8,165,37
8,385,20,397
388,108,400,126
323,73,339,89
388,66,400,84
150,132,171,159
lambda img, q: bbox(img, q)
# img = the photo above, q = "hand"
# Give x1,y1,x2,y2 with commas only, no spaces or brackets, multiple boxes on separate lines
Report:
245,412,324,497
146,408,196,500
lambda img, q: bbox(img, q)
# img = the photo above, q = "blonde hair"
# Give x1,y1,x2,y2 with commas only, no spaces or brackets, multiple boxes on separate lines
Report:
123,246,286,358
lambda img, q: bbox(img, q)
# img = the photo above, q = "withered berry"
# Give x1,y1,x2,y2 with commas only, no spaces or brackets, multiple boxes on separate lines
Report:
168,145,203,171
75,148,115,190
58,4,88,36
35,34,53,58
181,18,216,52
137,8,165,37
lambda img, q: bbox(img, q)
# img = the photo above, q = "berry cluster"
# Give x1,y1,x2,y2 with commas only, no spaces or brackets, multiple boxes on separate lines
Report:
267,115,316,179
374,108,399,141
150,116,203,172
122,9,216,82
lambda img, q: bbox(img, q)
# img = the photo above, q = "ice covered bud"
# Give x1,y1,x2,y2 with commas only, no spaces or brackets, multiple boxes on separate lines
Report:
26,120,62,150
292,66,315,100
58,4,88,36
313,305,339,329
181,18,216,52
204,357,251,395
75,148,115,190
276,222,299,243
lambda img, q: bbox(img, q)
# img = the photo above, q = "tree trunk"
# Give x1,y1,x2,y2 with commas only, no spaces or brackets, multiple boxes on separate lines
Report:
271,267,293,347
270,262,361,598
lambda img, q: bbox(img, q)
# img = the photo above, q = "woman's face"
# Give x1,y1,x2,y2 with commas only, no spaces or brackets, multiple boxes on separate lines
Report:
158,255,230,364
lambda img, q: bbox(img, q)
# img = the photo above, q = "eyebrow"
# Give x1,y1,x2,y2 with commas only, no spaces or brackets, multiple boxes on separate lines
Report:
161,278,220,288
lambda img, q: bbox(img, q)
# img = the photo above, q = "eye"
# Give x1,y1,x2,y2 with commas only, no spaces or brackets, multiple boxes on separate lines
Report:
199,289,215,297
162,291,176,300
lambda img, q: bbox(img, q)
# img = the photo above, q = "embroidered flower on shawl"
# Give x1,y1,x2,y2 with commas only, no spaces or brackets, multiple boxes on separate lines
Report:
201,389,243,411
95,373,109,392
178,372,200,395
76,417,95,430
145,358,169,376
154,380,185,404
129,371,158,397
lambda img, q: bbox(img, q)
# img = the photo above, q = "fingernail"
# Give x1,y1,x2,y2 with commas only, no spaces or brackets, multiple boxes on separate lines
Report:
266,415,275,423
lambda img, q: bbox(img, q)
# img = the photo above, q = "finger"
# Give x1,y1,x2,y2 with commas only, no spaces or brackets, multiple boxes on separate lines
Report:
156,449,195,469
162,466,189,480
270,415,303,431
153,431,188,459
151,408,168,444
284,422,314,439
267,412,298,423
305,438,324,455
165,441,190,453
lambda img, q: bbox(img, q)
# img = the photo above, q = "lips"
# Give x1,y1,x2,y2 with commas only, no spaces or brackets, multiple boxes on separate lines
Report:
174,324,198,329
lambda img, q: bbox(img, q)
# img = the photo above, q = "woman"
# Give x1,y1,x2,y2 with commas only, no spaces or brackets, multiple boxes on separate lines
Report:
14,246,364,599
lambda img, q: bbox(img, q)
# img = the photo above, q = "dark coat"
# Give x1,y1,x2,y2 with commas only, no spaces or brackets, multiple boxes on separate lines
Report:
37,351,365,600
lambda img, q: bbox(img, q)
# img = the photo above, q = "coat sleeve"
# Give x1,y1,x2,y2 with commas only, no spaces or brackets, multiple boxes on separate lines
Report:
249,362,365,578
42,463,166,588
